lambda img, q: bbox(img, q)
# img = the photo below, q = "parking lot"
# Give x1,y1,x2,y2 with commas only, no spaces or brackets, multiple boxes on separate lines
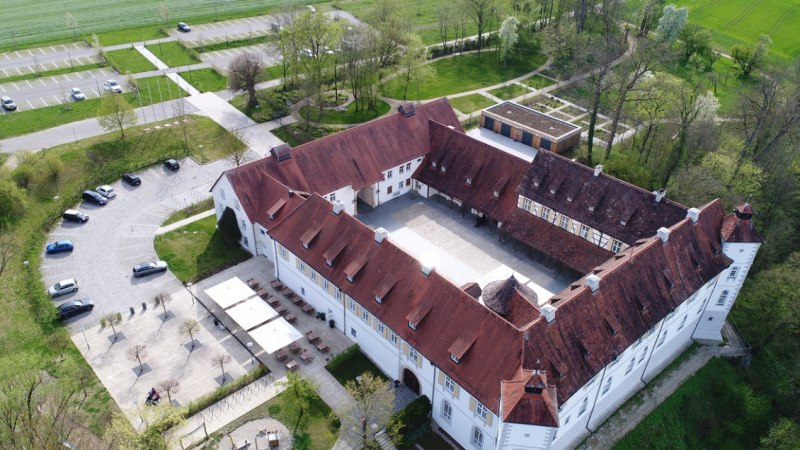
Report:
0,42,97,78
174,15,277,48
0,67,118,111
199,43,280,71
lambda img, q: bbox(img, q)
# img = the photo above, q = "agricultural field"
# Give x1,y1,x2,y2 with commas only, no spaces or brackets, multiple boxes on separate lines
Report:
1,0,307,51
673,0,800,61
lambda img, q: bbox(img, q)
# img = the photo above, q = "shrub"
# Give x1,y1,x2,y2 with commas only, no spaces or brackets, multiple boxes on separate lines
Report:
185,364,269,417
43,154,63,180
390,395,431,440
0,179,28,225
11,165,35,189
325,344,360,372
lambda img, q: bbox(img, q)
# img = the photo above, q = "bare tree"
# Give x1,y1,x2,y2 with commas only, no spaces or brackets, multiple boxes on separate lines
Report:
211,354,232,384
157,379,180,404
100,312,123,342
153,293,172,322
179,319,201,350
342,372,396,448
171,98,191,154
436,4,453,49
65,13,78,39
462,0,495,52
127,345,148,376
228,53,265,108
223,129,252,167
581,32,624,166
0,234,14,277
397,33,432,101
97,94,137,139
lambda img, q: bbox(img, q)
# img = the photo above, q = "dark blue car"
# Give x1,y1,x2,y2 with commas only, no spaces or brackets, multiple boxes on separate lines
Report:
46,240,74,254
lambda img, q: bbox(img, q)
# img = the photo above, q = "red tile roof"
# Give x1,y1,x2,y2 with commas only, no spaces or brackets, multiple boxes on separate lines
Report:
721,204,764,244
501,368,559,426
216,166,306,230
517,151,688,244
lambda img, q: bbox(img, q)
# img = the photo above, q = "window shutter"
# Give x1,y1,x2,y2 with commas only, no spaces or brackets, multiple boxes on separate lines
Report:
416,353,422,368
485,412,493,427
295,258,301,270
402,343,409,358
383,326,389,339
356,305,362,317
438,371,445,386
373,319,379,331
453,384,460,399
469,397,477,412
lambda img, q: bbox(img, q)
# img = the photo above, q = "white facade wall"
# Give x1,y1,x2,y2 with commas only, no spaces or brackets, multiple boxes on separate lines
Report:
323,186,357,216
432,367,499,450
211,175,257,255
375,158,424,206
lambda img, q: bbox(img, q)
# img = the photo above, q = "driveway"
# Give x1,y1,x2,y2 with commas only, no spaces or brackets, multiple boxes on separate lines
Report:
40,156,232,331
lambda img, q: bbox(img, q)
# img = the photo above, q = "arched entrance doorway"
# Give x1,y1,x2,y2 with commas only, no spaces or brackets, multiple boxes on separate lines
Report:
402,368,420,395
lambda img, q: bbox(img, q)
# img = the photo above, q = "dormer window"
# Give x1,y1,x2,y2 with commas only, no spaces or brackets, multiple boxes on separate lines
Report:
326,258,333,267
441,165,447,173
466,177,472,185
347,274,355,283
408,321,417,330
450,354,460,364
375,295,383,304
432,161,437,168
493,190,500,197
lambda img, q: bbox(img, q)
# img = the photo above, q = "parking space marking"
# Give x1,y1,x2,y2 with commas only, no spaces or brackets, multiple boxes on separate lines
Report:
3,53,9,60
38,48,46,55
26,100,34,109
0,85,5,93
50,76,59,83
92,88,100,97
52,95,61,103
63,73,73,81
11,82,19,90
36,78,46,87
24,80,33,88
0,69,7,77
14,67,23,75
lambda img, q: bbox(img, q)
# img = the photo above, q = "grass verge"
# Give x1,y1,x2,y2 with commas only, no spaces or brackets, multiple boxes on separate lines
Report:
104,48,158,74
487,83,531,100
272,123,337,147
162,198,215,226
0,63,104,84
154,215,251,283
145,41,200,67
449,94,497,114
298,99,391,125
522,74,557,89
325,345,390,386
183,68,228,93
231,87,300,123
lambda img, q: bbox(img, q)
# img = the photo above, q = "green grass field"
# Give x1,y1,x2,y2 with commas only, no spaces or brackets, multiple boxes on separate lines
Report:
146,41,200,67
488,83,531,100
522,74,557,89
104,48,157,74
184,68,229,93
673,0,800,61
448,94,496,113
298,99,391,124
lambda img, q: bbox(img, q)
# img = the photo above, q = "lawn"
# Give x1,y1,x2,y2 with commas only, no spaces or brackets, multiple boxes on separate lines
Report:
184,68,229,93
162,198,215,226
298,99,391,124
325,345,390,386
448,94,496,114
272,123,337,147
382,50,548,100
231,87,301,122
0,62,103,84
522,74,557,89
0,75,184,139
614,358,772,450
154,215,251,283
673,0,800,61
488,83,531,100
104,48,157,74
145,41,200,67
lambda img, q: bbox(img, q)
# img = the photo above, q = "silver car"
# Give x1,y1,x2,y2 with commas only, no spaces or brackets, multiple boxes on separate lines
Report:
103,79,123,93
71,87,86,101
96,185,116,198
48,278,79,297
132,260,168,278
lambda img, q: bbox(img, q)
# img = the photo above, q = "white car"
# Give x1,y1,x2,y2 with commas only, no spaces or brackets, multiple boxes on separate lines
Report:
48,278,78,297
96,185,116,199
103,80,123,93
70,87,86,101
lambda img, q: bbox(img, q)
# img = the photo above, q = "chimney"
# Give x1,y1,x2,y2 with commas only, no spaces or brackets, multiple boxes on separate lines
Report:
593,164,603,177
374,227,388,244
541,304,556,323
288,190,294,197
654,188,666,204
332,200,345,215
586,274,601,292
657,227,670,243
686,207,700,223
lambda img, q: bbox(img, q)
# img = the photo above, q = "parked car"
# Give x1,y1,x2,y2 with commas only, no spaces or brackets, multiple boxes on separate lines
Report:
57,299,94,320
96,185,116,198
82,190,108,205
103,79,123,93
1,96,17,111
177,22,191,32
46,240,74,254
48,278,78,297
164,159,180,171
70,87,86,101
132,260,169,278
123,173,142,186
62,209,89,223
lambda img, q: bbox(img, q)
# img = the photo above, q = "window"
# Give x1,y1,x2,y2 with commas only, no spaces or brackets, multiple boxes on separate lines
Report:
541,207,551,221
678,314,688,330
406,163,412,170
300,287,305,295
408,321,417,330
450,354,460,364
522,197,532,212
728,266,739,280
235,200,240,210
280,247,287,258
716,290,729,306
240,219,247,229
442,401,452,422
387,185,393,195
564,415,571,426
329,192,336,202
323,279,329,290
335,289,343,302
387,169,393,179
399,165,405,174
444,375,455,394
220,189,225,199
299,261,306,272
351,328,357,337
406,179,411,187
639,346,649,363
409,347,418,362
398,182,403,191
471,428,484,448
361,309,369,322
625,358,635,375
602,376,613,395
377,322,385,335
390,332,398,344
611,239,623,254
475,402,488,420
260,229,266,235
560,215,570,229
580,224,590,239
578,397,588,416
657,330,668,347
242,236,248,246
348,298,356,312
311,271,317,282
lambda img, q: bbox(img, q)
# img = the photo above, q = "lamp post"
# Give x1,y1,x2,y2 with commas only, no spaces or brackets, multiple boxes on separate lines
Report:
185,282,195,305
247,341,254,365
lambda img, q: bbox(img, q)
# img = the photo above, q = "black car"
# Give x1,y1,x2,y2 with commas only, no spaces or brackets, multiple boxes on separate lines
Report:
62,209,89,223
177,22,191,32
57,298,94,320
132,260,169,278
164,159,180,171
82,190,108,205
123,173,142,186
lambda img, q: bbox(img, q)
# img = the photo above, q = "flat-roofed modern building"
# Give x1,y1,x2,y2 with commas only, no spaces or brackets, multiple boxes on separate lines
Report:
481,102,581,153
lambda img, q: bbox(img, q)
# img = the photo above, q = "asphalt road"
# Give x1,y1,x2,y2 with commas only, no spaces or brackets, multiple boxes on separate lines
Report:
40,156,232,331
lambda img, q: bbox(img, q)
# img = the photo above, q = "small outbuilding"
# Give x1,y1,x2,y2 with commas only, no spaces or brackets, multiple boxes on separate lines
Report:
481,102,581,153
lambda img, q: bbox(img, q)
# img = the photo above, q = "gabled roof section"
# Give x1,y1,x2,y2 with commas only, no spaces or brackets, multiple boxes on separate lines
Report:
448,329,480,360
501,368,559,427
373,273,400,302
217,167,306,231
721,204,764,243
517,151,688,244
300,222,326,249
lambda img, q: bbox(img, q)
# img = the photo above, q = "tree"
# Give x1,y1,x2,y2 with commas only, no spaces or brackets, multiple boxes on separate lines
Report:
626,72,681,164
367,0,408,69
218,206,242,245
97,94,137,139
223,129,253,167
292,11,342,120
637,0,666,37
65,12,78,39
228,52,264,108
277,372,316,434
655,4,688,43
127,345,148,376
171,98,191,154
664,84,719,184
0,180,27,227
211,353,232,384
179,319,201,351
581,31,624,166
100,312,123,342
106,402,186,450
678,23,712,62
731,34,772,77
0,234,14,278
760,417,800,450
396,33,432,101
436,3,453,48
463,0,494,52
498,16,520,67
153,293,172,321
157,379,180,404
341,372,396,448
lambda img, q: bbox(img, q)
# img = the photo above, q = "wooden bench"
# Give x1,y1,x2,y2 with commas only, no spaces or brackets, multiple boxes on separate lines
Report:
300,349,314,363
315,341,329,353
275,305,288,316
285,360,299,372
266,297,281,307
288,342,301,354
275,349,287,362
270,279,283,289
291,296,304,305
285,313,296,323
305,331,320,344
302,303,315,315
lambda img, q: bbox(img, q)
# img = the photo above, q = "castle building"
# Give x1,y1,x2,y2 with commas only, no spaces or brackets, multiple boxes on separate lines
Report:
211,99,762,450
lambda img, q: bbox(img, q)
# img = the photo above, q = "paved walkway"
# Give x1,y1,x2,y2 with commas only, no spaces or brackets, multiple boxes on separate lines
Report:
155,209,215,235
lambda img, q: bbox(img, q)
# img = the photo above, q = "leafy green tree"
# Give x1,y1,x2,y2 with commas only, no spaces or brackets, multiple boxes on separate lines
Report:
678,23,712,62
217,206,242,245
106,402,186,450
278,372,316,434
731,35,772,77
396,33,432,101
655,4,688,43
342,372,396,449
760,417,800,450
0,179,27,225
498,16,520,67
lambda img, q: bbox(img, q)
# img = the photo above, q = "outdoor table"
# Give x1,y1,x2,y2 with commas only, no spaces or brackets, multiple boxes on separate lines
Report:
306,331,320,343
267,297,281,307
302,303,315,314
286,360,299,372
316,342,329,353
291,296,304,305
275,305,287,316
275,349,287,362
285,313,296,323
288,342,301,353
300,349,314,363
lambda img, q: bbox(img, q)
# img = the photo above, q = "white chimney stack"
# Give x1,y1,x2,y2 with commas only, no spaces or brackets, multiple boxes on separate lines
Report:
686,208,700,223
541,304,556,323
654,188,666,203
332,200,345,215
421,264,434,277
374,227,388,244
657,227,671,243
586,274,601,292
594,164,603,177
